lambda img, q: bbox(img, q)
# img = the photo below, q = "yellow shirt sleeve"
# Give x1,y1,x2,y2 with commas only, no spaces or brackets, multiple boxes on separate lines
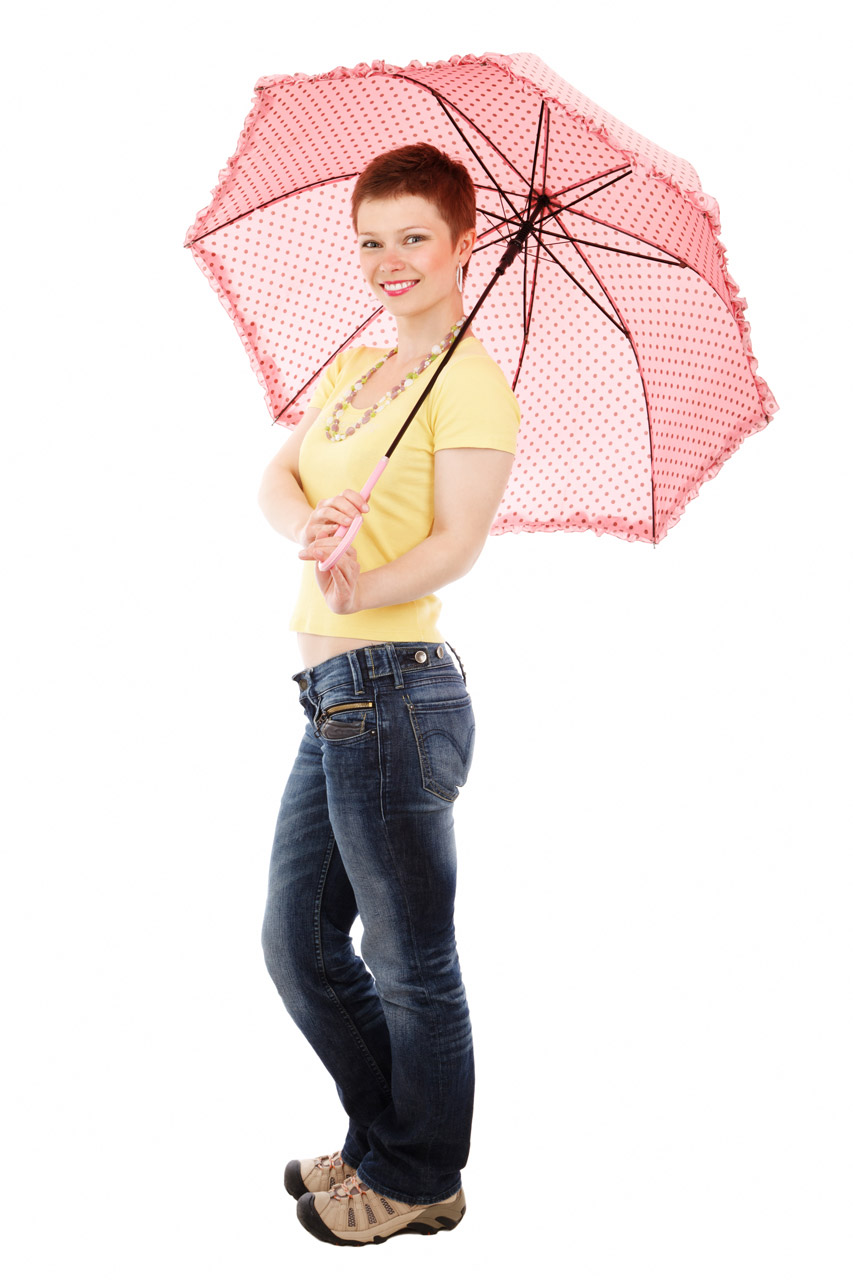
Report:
428,353,521,453
308,350,350,410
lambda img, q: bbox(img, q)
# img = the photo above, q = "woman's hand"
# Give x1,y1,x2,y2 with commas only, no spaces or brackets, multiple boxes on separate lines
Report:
297,489,369,550
297,489,369,613
298,537,363,614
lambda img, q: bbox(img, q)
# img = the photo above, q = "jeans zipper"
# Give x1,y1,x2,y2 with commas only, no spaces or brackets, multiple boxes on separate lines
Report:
317,699,374,724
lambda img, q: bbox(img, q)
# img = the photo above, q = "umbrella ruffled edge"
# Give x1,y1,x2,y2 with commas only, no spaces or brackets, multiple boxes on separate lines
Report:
652,411,773,544
252,51,513,91
187,236,280,422
184,81,275,248
490,408,772,546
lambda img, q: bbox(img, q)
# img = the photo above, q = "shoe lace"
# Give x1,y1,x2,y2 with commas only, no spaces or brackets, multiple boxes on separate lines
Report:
329,1174,369,1203
314,1151,344,1171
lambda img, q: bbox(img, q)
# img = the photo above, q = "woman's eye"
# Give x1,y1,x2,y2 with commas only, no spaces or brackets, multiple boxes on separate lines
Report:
406,235,425,243
360,240,379,249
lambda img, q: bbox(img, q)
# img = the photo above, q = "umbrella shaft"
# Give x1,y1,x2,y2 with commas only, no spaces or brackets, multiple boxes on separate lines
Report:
384,192,551,460
496,192,552,276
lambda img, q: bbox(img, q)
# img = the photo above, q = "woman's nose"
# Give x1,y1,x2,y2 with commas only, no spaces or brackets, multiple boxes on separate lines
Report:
380,248,405,272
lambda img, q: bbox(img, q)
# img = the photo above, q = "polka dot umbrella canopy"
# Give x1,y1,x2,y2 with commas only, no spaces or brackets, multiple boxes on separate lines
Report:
184,51,778,545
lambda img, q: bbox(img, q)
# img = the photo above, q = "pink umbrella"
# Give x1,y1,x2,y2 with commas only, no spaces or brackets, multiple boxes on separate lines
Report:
185,51,778,551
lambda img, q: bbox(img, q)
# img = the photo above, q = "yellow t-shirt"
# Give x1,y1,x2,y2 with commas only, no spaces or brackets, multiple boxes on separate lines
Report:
288,334,520,642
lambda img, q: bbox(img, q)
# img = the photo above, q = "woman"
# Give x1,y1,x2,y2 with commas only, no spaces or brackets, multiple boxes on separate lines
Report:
258,143,520,1247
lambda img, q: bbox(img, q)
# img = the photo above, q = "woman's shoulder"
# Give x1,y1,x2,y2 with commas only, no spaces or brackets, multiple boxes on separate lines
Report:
451,333,494,361
444,334,509,375
333,344,383,372
436,335,516,395
316,344,381,390
309,344,381,408
428,334,521,445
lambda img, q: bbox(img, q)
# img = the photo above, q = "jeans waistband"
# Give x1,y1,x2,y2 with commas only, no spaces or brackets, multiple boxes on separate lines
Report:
292,641,467,698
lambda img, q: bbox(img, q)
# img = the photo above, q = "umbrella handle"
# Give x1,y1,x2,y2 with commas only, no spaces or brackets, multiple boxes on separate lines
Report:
318,456,389,572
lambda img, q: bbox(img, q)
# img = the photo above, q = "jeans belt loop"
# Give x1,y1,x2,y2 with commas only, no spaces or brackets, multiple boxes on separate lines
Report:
346,648,365,696
386,643,405,689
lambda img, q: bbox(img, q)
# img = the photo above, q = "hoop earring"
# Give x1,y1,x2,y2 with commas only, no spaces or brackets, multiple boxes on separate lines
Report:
456,262,464,293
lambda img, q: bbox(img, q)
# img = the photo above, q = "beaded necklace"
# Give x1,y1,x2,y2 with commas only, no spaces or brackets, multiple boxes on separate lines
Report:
323,318,466,442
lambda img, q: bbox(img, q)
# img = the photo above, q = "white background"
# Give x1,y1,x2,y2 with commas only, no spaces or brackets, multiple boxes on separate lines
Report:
3,3,850,1277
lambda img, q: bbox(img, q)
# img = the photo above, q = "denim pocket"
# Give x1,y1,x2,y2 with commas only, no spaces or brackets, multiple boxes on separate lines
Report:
316,699,376,743
404,693,476,802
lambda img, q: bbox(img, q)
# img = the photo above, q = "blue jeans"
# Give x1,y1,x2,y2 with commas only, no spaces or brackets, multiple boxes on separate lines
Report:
261,641,477,1205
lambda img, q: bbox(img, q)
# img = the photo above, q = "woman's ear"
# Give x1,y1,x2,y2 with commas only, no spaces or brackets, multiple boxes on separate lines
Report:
458,226,476,266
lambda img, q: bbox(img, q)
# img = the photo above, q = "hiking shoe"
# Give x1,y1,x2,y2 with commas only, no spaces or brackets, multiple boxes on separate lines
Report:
296,1173,466,1246
284,1150,358,1200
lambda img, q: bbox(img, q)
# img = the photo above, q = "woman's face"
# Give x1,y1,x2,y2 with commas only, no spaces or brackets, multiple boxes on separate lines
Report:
356,194,473,322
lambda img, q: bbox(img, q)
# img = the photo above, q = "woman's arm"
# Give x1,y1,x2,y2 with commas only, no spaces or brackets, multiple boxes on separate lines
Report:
258,407,369,550
300,447,515,613
359,446,514,609
257,408,320,544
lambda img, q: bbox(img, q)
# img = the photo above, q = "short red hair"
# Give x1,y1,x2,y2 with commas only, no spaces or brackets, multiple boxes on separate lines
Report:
352,143,477,279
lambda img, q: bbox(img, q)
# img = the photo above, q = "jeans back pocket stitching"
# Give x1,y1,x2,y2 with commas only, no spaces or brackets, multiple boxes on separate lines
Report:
402,694,458,803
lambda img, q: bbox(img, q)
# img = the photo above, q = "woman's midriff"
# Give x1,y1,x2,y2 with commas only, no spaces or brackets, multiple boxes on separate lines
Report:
297,633,374,668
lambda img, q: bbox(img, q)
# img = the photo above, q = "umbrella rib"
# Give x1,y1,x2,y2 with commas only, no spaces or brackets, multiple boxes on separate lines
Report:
272,306,385,423
418,88,527,220
527,228,629,338
542,171,690,270
521,229,529,349
474,184,529,200
548,165,633,202
524,103,546,221
512,205,546,392
471,227,519,254
537,225,685,268
513,106,549,390
186,172,359,244
472,192,525,252
540,92,552,198
424,79,531,190
476,206,519,239
565,234,657,540
540,172,634,222
539,225,659,540
545,204,686,269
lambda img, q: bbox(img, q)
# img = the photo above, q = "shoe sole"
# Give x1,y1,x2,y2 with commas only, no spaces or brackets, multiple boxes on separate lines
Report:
296,1190,466,1246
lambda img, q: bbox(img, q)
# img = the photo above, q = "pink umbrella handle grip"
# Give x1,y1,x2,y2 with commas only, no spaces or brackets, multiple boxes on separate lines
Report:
318,515,361,571
317,456,389,572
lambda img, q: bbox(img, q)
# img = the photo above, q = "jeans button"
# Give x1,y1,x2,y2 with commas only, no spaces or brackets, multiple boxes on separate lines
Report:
298,678,308,690
414,650,427,664
436,645,445,658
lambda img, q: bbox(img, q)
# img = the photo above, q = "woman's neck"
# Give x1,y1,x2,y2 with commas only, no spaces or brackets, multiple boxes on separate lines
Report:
392,303,468,368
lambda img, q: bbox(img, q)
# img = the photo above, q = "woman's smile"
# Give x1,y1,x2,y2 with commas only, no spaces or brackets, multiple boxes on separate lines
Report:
381,279,419,296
